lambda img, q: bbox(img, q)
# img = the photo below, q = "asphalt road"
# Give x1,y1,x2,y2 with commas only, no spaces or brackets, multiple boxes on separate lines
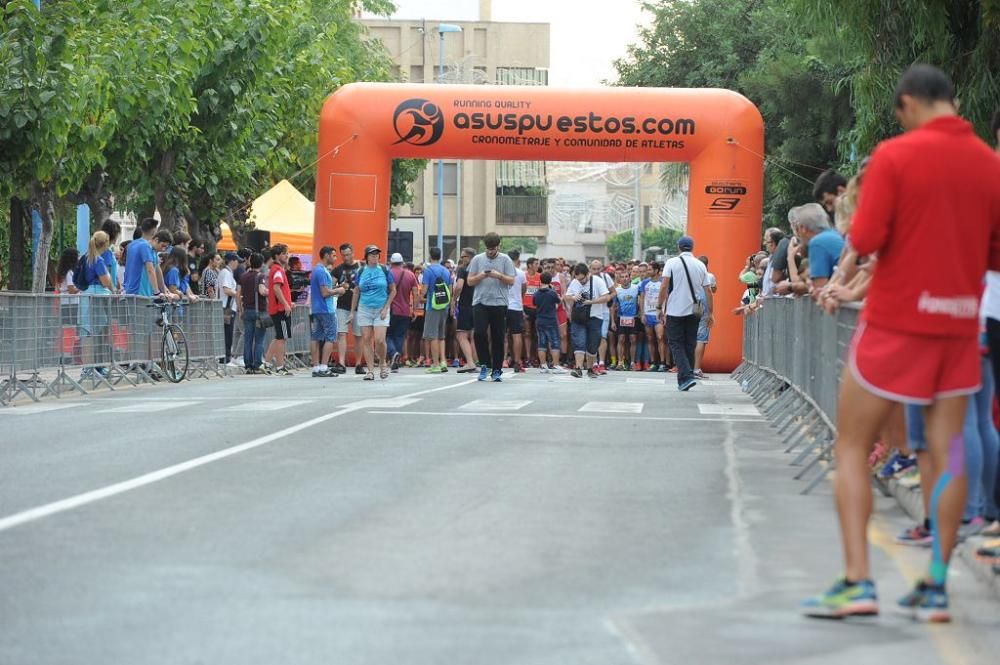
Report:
1,369,998,664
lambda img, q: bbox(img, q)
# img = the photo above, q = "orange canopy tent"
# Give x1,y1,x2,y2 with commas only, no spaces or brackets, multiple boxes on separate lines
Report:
218,179,315,259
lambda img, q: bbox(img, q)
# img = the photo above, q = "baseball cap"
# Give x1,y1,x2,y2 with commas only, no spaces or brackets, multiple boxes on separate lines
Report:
224,251,240,263
390,252,404,264
677,235,694,251
364,244,381,257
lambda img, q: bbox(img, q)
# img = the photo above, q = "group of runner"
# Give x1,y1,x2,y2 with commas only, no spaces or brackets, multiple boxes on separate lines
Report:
298,231,716,387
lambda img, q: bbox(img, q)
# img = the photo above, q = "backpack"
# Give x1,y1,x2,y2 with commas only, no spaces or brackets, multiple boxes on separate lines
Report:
430,267,451,310
72,255,91,292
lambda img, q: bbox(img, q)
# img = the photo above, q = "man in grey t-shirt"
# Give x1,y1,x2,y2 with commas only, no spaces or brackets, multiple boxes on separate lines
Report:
467,232,517,381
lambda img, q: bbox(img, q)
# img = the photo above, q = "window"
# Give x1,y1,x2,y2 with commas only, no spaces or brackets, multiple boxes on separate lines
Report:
433,163,458,195
409,65,424,83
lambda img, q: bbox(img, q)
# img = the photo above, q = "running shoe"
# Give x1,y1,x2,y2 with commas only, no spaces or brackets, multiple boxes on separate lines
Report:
457,366,478,373
878,451,917,480
958,516,985,541
649,363,660,372
276,366,292,376
539,366,550,374
330,362,347,374
478,366,490,382
668,366,679,373
440,362,449,373
390,353,401,371
679,379,697,391
355,365,366,375
451,358,461,368
312,368,332,378
801,578,879,619
587,368,600,378
896,580,950,622
896,467,921,489
426,365,443,374
491,370,503,382
895,524,932,547
550,366,568,375
975,542,1000,565
514,364,525,373
571,368,583,378
693,369,706,379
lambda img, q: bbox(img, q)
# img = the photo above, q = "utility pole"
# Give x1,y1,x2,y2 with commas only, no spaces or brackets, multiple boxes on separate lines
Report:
632,164,642,260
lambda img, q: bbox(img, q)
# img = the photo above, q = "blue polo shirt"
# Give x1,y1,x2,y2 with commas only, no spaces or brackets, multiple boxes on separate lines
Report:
808,228,846,280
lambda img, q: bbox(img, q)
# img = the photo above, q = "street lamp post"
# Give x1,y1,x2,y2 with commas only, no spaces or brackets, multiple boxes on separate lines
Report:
436,24,462,255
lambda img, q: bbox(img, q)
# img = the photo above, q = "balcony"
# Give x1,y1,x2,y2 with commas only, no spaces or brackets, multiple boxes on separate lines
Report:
496,195,547,226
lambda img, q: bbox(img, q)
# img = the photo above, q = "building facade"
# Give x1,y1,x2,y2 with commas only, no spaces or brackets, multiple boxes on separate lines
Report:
360,15,551,261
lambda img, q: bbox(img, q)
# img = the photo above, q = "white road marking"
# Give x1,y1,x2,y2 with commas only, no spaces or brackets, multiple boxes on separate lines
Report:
342,397,423,409
222,400,314,412
581,401,644,414
370,411,765,423
97,401,199,414
459,400,532,411
698,403,761,416
0,403,83,416
625,378,666,385
0,379,476,534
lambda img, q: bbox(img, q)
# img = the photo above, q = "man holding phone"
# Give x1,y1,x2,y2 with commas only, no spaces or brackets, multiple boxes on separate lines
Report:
467,232,517,382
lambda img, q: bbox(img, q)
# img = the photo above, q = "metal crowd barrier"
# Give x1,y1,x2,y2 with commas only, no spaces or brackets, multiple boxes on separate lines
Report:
732,297,860,494
0,292,226,406
230,305,312,370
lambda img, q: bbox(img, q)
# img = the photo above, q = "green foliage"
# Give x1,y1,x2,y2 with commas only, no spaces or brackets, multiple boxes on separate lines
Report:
391,159,428,215
615,0,852,232
617,0,1000,234
0,0,417,289
476,237,539,255
606,227,683,262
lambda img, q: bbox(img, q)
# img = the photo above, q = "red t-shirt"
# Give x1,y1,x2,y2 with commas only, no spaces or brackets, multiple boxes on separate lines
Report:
390,266,417,317
523,271,541,309
849,116,1000,337
268,263,292,315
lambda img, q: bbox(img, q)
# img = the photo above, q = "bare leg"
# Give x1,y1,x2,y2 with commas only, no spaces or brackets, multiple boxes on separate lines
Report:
923,396,969,584
337,333,347,366
362,327,375,373
374,327,388,368
695,342,706,371
656,323,668,366
833,368,898,581
458,330,476,366
511,333,523,367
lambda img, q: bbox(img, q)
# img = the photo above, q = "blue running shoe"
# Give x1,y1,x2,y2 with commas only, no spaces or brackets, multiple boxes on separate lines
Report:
491,369,503,382
896,580,950,623
801,578,879,619
678,379,697,392
478,366,490,382
878,451,917,479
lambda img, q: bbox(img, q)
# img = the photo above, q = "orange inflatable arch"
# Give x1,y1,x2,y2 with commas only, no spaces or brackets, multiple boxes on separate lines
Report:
315,83,764,372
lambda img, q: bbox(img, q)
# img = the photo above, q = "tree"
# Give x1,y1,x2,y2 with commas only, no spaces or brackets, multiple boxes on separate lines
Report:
615,0,852,231
606,227,682,262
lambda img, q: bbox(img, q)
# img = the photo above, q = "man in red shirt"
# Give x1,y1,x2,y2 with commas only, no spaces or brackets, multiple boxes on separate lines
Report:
388,253,417,371
522,258,541,365
262,244,293,375
803,65,1000,622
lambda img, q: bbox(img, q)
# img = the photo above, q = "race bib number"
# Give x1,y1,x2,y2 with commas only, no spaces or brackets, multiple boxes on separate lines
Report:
526,285,538,296
620,316,635,327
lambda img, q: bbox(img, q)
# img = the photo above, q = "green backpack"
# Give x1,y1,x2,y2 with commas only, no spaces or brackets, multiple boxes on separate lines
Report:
431,270,452,310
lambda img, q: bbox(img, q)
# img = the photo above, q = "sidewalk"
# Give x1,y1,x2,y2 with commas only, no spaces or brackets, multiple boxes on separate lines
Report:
880,475,1000,600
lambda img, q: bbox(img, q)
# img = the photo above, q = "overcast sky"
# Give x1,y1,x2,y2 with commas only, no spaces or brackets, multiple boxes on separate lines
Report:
365,0,649,87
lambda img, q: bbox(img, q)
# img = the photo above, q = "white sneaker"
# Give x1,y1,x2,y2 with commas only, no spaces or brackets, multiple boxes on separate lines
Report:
226,360,240,368
539,366,550,374
550,366,568,375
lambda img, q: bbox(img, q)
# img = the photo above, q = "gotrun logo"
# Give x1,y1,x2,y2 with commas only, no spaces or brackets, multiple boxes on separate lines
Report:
392,98,444,146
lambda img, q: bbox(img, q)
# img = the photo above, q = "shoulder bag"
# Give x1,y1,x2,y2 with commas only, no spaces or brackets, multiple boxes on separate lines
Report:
571,277,593,324
678,256,704,318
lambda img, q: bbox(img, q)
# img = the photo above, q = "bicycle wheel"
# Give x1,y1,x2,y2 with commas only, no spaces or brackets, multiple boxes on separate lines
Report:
161,324,190,383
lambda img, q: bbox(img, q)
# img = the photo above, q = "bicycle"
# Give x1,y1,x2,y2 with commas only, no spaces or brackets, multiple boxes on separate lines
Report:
147,299,190,383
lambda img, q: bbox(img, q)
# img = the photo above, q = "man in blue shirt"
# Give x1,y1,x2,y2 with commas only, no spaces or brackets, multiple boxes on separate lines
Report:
420,247,454,373
123,219,175,299
309,246,345,377
796,202,845,289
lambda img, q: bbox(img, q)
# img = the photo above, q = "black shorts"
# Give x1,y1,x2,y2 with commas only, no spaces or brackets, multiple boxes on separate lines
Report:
524,308,537,325
506,309,525,334
272,312,292,340
457,305,474,332
410,315,425,332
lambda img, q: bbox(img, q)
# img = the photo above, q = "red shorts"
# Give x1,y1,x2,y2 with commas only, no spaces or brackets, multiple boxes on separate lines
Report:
849,321,981,404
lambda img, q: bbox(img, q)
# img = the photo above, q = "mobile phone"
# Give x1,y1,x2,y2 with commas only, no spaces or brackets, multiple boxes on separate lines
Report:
484,269,493,275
